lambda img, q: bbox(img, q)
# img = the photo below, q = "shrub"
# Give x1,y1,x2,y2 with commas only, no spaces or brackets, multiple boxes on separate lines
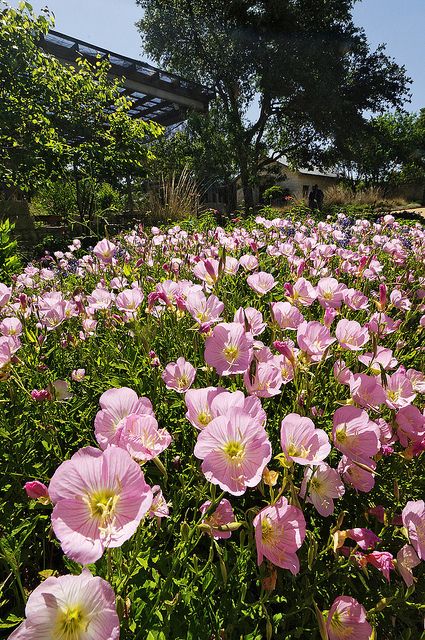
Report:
0,218,20,282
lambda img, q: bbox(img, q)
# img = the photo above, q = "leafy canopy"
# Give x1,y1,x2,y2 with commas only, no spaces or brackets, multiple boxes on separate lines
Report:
137,0,410,210
0,1,163,210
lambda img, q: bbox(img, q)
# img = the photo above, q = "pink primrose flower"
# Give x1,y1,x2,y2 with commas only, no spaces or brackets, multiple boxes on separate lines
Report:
280,413,331,465
0,317,22,337
94,387,154,449
87,287,114,311
344,528,380,550
271,301,304,330
406,369,425,393
0,335,20,369
0,283,11,308
316,277,347,308
405,368,425,393
193,259,219,286
246,271,276,295
93,239,116,264
326,596,372,640
234,306,266,336
253,497,306,573
117,414,171,461
9,570,119,640
186,291,224,325
358,346,398,374
184,386,225,429
365,551,394,582
71,368,86,382
343,288,369,310
397,544,421,587
30,389,50,402
297,321,335,362
323,307,337,328
338,455,376,493
332,406,380,463
49,446,153,564
384,372,416,409
193,407,271,496
204,322,253,376
367,312,400,336
162,357,196,393
349,374,386,410
244,360,283,398
273,353,295,384
115,288,144,313
402,500,425,560
333,359,353,385
199,498,236,539
335,319,369,351
148,485,170,519
239,254,258,271
395,405,425,447
291,277,317,306
299,463,344,516
48,380,73,401
223,256,239,275
390,289,411,310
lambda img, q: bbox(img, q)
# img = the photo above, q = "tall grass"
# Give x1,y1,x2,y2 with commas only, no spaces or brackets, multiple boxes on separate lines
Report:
324,184,409,207
147,166,205,222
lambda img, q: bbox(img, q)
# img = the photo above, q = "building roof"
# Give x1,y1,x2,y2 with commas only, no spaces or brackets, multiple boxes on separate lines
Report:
41,31,214,127
276,158,338,179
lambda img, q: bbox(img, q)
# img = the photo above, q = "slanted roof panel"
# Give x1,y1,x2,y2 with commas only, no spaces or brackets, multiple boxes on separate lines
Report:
41,30,214,127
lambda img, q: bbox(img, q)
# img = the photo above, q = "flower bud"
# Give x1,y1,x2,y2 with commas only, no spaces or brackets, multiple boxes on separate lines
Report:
180,521,190,542
262,467,279,487
24,481,50,504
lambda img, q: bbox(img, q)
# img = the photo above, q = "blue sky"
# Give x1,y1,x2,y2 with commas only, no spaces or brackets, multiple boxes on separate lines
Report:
8,0,425,113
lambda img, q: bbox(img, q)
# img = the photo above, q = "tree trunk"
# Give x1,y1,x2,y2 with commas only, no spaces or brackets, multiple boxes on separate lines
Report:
240,165,255,215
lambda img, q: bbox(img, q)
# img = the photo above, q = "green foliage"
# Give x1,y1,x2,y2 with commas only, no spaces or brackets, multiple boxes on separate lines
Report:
0,209,423,638
138,0,410,211
30,181,78,220
0,218,20,282
325,110,425,190
96,183,123,213
0,2,163,220
262,185,284,204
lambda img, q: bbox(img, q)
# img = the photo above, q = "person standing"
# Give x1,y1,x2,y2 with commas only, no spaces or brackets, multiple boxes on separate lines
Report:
308,184,324,210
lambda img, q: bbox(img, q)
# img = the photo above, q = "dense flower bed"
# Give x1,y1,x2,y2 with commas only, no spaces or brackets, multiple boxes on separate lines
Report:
0,212,424,639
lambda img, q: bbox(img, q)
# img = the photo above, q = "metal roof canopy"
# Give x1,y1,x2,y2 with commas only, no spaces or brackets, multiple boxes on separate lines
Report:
41,31,214,127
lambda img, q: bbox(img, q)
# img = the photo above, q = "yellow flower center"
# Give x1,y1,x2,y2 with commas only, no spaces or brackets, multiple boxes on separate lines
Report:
54,605,88,640
287,442,301,457
223,440,245,461
223,344,239,364
330,610,352,636
387,390,399,402
88,489,119,522
261,518,275,544
198,411,212,427
335,428,347,443
196,311,209,322
287,441,310,459
310,478,321,491
177,374,190,389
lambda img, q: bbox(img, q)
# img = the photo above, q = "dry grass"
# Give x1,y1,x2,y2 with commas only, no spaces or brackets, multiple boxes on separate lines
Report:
324,184,410,208
325,184,381,206
146,166,205,222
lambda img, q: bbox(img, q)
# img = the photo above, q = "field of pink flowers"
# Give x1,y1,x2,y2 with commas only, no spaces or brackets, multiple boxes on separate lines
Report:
0,211,424,639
